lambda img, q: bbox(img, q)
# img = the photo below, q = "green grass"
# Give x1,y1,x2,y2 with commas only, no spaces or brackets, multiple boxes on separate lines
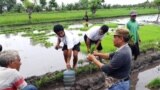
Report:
147,77,160,89
31,64,98,88
80,25,160,53
0,8,158,26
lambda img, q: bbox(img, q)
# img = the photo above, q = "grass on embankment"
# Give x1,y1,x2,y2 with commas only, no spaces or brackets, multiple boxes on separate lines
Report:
147,77,160,89
0,8,158,26
30,24,160,88
80,24,160,53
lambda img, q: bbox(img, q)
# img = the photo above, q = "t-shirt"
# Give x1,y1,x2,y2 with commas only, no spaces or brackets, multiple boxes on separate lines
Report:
86,26,105,41
58,31,80,49
127,20,139,43
0,67,27,90
101,44,132,79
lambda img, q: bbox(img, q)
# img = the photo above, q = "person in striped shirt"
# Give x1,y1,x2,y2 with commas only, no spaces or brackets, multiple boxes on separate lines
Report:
0,50,37,90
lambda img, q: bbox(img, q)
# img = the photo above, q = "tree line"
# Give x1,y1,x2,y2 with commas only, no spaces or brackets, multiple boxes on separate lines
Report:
0,0,159,23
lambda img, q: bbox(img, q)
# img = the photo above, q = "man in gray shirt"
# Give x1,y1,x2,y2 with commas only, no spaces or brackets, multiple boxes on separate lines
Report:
87,28,132,90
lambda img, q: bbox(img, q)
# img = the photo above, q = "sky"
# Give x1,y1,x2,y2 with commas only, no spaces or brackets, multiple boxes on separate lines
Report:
17,0,154,5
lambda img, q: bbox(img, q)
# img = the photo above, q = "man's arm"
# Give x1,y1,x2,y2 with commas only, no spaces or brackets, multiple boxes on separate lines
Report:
86,37,91,53
93,51,110,60
127,22,130,30
65,35,74,68
87,54,104,68
55,38,61,50
95,40,101,50
66,49,72,68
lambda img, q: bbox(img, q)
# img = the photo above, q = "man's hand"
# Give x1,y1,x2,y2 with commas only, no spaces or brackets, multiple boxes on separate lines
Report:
55,45,62,50
87,54,96,62
66,63,71,69
93,51,100,56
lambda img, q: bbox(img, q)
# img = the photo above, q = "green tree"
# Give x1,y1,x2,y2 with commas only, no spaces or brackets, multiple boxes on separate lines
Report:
154,0,160,22
0,0,16,14
80,0,89,18
7,0,16,11
12,3,24,13
80,0,88,10
0,0,6,14
89,0,104,15
40,0,46,9
66,4,74,10
21,0,34,23
34,5,42,12
49,0,58,10
61,2,65,10
74,3,81,10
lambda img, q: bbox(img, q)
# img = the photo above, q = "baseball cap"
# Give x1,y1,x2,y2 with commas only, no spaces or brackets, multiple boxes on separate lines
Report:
130,10,137,16
114,28,129,37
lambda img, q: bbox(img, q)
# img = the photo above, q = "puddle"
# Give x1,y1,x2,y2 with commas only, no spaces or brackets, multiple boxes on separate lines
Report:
0,34,86,77
0,14,159,77
136,65,160,90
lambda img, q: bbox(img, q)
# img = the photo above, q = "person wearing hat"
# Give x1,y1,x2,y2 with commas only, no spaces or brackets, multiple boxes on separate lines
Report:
87,28,132,90
127,10,141,60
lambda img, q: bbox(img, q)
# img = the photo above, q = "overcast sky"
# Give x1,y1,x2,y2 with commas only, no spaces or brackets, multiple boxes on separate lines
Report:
17,0,154,5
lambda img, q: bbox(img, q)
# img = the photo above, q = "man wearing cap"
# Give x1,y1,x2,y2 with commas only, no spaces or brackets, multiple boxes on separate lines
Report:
87,28,132,90
127,10,141,60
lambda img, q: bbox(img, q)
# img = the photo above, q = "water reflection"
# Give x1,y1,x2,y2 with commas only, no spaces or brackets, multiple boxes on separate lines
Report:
0,34,86,77
5,34,11,38
104,14,160,25
136,65,160,90
0,14,159,77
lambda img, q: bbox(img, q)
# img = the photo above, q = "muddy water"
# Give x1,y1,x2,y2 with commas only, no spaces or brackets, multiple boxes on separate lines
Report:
136,65,160,90
105,14,159,25
0,14,159,77
0,34,86,77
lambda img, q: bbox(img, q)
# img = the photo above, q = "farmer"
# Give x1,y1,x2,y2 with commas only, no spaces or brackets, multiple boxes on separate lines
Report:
53,24,80,69
127,10,141,60
83,11,89,27
87,28,132,90
84,25,109,53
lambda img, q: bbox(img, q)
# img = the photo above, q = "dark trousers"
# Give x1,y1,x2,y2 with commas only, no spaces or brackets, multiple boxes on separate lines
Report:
84,34,102,51
129,42,140,60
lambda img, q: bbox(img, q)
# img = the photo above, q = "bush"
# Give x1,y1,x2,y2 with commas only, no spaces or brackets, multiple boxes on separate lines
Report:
147,77,160,89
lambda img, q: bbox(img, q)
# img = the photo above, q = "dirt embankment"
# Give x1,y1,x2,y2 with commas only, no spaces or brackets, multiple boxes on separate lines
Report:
26,49,160,90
